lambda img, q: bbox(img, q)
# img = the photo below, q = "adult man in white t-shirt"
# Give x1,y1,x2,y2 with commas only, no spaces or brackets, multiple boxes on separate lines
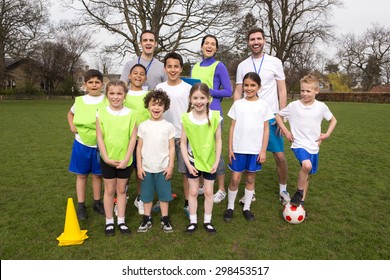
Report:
233,27,290,205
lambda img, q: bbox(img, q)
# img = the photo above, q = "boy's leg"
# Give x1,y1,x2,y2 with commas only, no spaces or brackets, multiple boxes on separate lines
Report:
76,174,88,220
291,160,311,206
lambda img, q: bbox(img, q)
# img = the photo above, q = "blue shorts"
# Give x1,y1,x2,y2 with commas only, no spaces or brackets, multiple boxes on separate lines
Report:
267,118,285,153
292,148,319,174
228,153,262,173
140,172,173,203
68,140,102,175
131,140,138,169
186,161,217,181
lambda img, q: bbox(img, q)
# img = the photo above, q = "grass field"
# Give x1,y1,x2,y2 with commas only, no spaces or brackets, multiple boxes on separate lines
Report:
0,99,389,260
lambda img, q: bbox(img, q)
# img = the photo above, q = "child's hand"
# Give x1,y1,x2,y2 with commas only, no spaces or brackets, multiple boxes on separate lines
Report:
210,162,219,174
228,150,236,165
116,160,128,169
316,133,328,146
163,166,173,180
106,159,119,168
257,152,266,163
137,167,146,180
284,131,294,142
187,165,198,177
70,125,77,134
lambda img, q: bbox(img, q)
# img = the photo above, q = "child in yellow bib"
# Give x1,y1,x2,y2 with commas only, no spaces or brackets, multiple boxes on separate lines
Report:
96,80,138,236
180,83,222,235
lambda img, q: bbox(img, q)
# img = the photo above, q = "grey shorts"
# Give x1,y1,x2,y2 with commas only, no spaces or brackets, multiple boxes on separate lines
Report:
175,138,187,173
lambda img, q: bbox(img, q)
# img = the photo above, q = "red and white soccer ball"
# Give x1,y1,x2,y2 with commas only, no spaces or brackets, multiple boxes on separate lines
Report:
283,203,306,224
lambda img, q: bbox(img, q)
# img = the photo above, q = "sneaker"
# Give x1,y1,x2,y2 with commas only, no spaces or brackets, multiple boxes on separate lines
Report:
77,205,87,221
152,201,161,212
161,220,174,233
203,223,216,235
213,190,226,203
223,209,234,222
243,210,255,221
198,185,204,195
279,190,291,205
185,223,198,234
183,205,190,219
105,223,115,236
93,201,105,215
137,217,152,233
238,193,256,205
134,197,144,215
118,223,131,235
290,191,303,207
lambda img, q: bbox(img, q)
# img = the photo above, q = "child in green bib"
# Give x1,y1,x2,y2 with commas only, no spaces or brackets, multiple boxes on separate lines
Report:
180,83,222,235
96,80,138,236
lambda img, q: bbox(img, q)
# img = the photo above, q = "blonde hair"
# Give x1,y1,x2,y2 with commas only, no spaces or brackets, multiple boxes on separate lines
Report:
187,83,211,126
300,75,320,89
105,80,128,95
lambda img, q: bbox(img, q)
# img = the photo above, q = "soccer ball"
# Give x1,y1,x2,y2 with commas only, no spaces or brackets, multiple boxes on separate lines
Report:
283,203,306,224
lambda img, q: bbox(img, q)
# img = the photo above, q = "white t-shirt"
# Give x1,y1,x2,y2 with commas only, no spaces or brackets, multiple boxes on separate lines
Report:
236,54,285,113
156,80,191,138
278,100,333,154
71,94,105,147
137,119,175,173
228,98,274,154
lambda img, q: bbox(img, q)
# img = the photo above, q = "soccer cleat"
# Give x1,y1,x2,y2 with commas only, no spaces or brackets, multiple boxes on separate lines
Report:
203,223,217,235
183,206,190,219
223,209,234,222
198,185,204,195
290,191,303,207
238,193,256,205
243,210,255,221
77,205,88,221
134,197,144,215
137,217,152,233
213,190,226,203
161,220,174,233
152,201,161,212
93,201,105,215
279,190,291,205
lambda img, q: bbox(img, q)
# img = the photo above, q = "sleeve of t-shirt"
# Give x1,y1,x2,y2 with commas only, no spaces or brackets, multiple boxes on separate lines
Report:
137,123,144,139
120,61,131,83
274,58,285,81
227,102,237,120
322,103,333,121
235,63,244,85
264,103,275,121
278,103,291,119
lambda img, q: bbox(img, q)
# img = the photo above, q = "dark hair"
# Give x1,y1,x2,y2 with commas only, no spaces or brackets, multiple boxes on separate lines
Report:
140,30,157,42
247,27,265,41
187,83,211,126
163,52,184,67
243,72,262,86
144,89,171,112
201,34,219,49
129,63,147,74
84,69,103,82
105,80,128,94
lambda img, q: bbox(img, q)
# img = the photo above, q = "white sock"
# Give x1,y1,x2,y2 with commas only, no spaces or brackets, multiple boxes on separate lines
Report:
228,189,238,210
204,214,212,224
190,214,197,224
243,189,254,211
279,184,287,193
117,216,125,225
106,217,114,225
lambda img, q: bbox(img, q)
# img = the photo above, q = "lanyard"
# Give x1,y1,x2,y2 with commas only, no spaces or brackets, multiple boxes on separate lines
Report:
138,57,154,74
252,54,265,75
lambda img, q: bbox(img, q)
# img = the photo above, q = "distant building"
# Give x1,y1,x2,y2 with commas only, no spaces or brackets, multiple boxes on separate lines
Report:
4,58,44,90
76,65,120,94
370,85,390,93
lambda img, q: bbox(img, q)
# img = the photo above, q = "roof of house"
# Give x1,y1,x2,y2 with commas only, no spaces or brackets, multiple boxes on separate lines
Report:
370,85,390,93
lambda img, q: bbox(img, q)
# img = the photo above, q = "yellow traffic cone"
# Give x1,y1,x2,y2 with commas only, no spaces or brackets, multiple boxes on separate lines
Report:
57,198,89,246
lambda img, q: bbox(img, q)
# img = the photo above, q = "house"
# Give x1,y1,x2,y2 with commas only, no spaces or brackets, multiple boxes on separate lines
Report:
370,85,390,93
4,58,44,90
76,65,121,94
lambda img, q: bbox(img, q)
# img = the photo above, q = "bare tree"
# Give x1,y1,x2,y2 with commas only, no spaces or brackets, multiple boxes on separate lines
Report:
0,0,48,88
66,0,242,60
337,24,390,90
252,0,342,63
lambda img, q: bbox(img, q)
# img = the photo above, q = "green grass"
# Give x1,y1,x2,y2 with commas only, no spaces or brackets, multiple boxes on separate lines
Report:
0,99,389,260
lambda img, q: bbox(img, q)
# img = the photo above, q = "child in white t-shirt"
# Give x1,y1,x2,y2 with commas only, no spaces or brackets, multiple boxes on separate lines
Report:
224,72,274,223
275,75,337,208
136,89,175,233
